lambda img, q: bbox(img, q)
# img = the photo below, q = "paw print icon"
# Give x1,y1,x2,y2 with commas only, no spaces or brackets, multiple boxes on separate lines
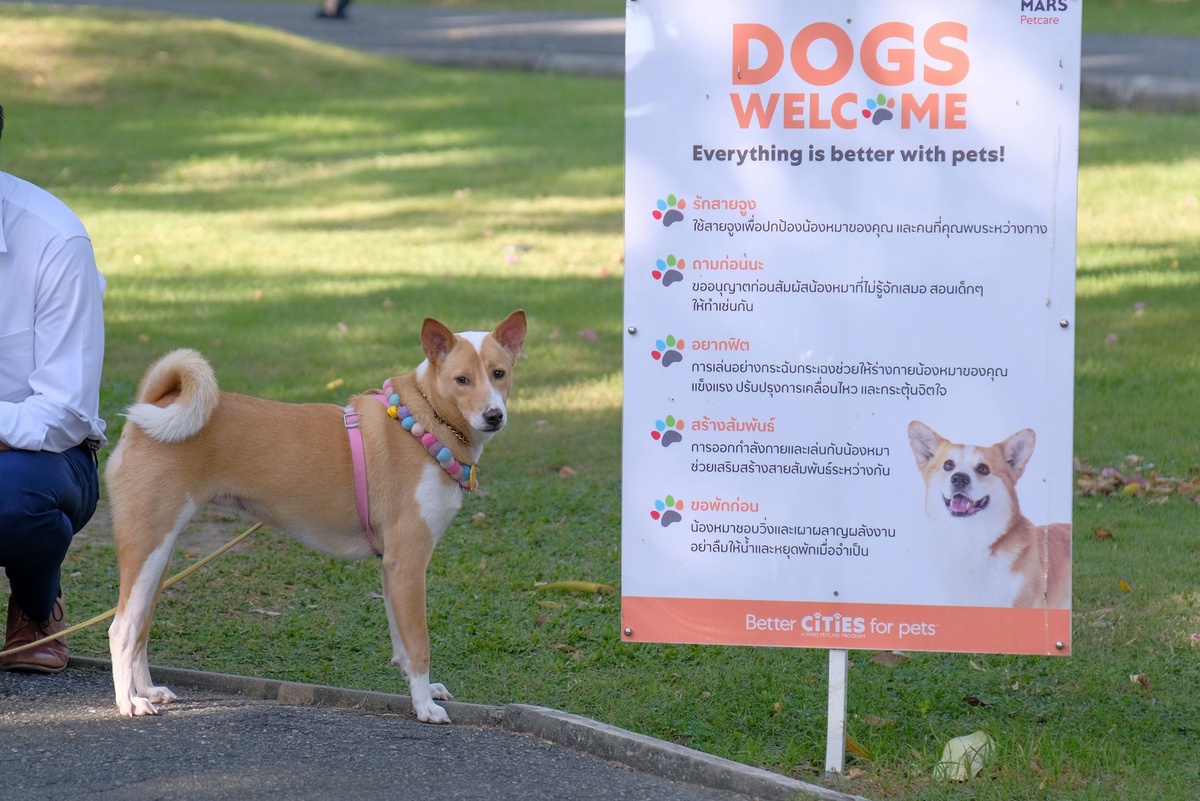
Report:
651,335,685,367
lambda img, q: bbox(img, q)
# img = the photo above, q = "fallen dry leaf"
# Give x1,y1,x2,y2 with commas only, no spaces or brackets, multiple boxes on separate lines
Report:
554,644,582,661
1094,526,1114,540
558,465,578,479
1075,459,1200,502
537,580,616,594
845,733,872,761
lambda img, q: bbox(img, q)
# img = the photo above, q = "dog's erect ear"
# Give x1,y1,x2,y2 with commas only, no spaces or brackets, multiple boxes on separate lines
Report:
421,318,457,364
907,420,944,470
998,428,1036,480
493,310,527,358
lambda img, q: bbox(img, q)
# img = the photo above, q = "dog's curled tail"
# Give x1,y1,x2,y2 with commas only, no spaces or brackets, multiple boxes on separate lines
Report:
124,349,219,443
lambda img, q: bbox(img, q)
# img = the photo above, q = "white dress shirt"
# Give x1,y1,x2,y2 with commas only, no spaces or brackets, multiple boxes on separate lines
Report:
0,171,106,452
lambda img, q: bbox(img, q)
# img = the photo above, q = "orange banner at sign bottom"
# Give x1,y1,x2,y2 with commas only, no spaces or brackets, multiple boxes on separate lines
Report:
621,597,1071,656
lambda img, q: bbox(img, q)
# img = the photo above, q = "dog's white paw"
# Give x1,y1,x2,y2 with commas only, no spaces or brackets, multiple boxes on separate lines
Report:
116,686,176,718
414,699,451,724
406,671,451,723
118,696,159,717
145,685,178,705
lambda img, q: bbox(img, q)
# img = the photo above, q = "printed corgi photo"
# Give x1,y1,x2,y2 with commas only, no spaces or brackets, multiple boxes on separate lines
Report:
907,420,1071,609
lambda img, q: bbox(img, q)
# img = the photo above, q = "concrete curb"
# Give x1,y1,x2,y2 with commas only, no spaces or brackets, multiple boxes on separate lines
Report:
1081,75,1200,113
500,704,869,801
73,656,868,801
364,47,625,78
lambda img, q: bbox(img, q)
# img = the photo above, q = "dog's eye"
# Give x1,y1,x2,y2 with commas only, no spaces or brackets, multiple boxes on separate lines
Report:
493,369,506,380
942,460,955,471
455,376,469,386
976,464,990,476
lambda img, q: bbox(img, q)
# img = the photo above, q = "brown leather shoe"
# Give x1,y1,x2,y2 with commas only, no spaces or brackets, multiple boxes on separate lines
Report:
1,594,69,674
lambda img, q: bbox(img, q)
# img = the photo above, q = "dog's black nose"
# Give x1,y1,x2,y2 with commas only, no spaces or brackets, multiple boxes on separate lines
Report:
951,472,970,490
483,407,504,429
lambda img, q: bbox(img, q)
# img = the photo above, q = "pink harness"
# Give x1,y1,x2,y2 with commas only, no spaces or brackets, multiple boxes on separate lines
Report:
343,402,382,556
344,390,477,557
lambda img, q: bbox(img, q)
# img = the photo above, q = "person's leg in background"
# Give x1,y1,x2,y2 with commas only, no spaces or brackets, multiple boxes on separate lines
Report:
0,443,99,672
316,0,352,20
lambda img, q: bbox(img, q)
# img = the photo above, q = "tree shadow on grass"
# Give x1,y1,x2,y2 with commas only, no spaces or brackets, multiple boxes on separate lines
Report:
6,9,625,235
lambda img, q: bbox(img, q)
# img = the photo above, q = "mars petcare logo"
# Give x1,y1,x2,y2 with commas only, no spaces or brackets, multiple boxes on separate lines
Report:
1022,0,1067,11
1020,0,1069,25
730,20,970,130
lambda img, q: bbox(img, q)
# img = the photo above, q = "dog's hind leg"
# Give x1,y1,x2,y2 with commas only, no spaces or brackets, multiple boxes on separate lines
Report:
109,496,197,717
381,539,451,724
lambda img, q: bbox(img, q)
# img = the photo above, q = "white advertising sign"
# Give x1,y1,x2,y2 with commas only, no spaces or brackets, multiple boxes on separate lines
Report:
622,0,1079,655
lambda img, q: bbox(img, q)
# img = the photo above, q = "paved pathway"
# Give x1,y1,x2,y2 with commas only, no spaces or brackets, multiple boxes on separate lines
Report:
18,0,1200,110
1,659,865,801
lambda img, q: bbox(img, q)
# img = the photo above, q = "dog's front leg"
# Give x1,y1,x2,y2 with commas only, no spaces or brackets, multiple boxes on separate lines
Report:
381,546,451,723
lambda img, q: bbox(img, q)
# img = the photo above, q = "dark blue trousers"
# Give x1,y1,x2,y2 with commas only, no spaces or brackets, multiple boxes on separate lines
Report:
0,443,99,621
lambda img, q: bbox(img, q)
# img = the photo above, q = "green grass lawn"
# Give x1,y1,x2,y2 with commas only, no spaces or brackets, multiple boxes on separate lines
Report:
3,4,1200,801
1083,0,1200,35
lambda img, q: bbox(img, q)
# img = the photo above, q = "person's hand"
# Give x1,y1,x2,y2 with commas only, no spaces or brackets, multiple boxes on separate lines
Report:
0,442,9,451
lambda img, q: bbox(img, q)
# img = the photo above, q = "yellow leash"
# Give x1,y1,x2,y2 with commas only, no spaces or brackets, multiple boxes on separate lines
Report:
0,522,263,658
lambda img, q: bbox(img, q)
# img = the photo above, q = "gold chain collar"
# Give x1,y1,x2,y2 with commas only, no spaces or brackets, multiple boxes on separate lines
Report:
419,391,472,446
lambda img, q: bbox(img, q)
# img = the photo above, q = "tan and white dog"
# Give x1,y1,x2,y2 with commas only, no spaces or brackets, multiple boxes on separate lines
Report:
105,311,527,723
907,421,1071,609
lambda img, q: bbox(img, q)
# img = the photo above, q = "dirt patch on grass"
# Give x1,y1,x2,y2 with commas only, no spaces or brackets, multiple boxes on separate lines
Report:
72,499,260,557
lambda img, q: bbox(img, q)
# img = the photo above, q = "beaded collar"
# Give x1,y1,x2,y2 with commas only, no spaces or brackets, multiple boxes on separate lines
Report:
378,380,477,491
